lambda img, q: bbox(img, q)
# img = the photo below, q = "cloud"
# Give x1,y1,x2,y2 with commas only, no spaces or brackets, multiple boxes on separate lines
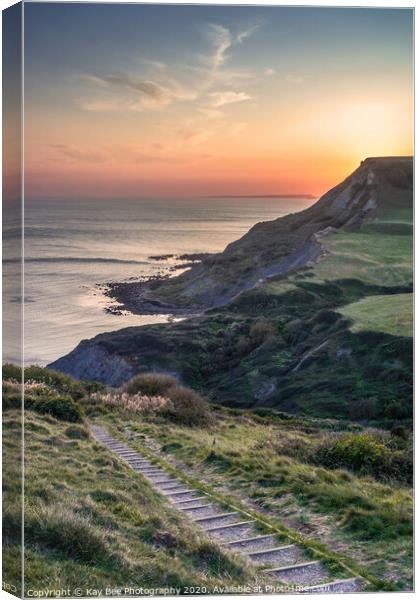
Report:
231,122,248,135
176,128,213,145
142,59,167,71
285,74,304,84
81,73,172,107
198,107,224,119
80,70,199,111
264,68,275,77
48,144,108,163
236,23,260,44
206,23,232,69
208,90,252,107
48,143,188,165
204,22,259,72
79,22,259,115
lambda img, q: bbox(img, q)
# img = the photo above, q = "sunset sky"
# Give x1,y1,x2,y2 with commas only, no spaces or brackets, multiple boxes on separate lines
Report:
24,3,413,199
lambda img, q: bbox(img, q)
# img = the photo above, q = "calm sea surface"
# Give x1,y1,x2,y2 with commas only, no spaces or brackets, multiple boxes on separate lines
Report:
4,197,315,365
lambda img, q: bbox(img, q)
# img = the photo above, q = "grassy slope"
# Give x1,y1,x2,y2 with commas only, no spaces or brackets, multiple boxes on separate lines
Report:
3,409,258,595
87,206,412,421
338,294,412,337
50,168,413,423
99,408,413,590
2,366,413,593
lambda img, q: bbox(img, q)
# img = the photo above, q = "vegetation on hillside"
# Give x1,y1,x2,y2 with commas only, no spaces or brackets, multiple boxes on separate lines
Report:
107,405,412,589
50,205,413,423
4,159,414,593
2,366,413,592
2,368,256,596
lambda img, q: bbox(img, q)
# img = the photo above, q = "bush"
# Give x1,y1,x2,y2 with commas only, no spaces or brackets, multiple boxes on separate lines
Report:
3,380,83,422
122,373,178,396
2,364,22,381
311,432,412,484
119,373,211,426
249,319,277,346
26,395,83,423
24,366,86,400
90,391,171,415
162,385,211,426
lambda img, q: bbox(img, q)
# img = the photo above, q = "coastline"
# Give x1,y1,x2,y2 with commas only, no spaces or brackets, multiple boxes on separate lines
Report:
103,251,209,316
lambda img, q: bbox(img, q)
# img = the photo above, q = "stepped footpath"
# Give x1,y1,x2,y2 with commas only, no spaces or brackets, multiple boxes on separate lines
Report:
91,425,365,594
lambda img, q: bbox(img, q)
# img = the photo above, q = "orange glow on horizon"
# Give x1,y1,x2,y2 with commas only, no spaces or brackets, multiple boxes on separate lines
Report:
23,6,413,199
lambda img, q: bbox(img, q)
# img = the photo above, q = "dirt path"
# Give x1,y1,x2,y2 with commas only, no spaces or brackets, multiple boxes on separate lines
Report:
91,425,364,594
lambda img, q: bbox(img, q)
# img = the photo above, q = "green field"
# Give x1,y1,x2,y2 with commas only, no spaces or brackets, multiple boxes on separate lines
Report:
338,293,413,337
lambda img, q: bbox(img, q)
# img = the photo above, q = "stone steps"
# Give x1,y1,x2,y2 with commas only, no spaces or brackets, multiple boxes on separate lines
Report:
180,504,224,519
174,497,209,507
206,520,257,541
247,544,304,567
263,561,329,586
90,425,366,593
155,481,186,491
222,534,278,553
193,512,240,528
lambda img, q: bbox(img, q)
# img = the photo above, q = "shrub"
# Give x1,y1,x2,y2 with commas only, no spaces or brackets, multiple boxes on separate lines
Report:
162,385,211,426
23,366,85,400
3,380,83,422
26,394,83,423
112,372,211,426
2,364,22,381
90,391,171,415
311,432,412,484
122,373,178,396
249,319,277,346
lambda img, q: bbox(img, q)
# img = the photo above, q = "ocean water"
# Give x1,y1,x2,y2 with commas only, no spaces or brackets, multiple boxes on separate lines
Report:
3,197,315,365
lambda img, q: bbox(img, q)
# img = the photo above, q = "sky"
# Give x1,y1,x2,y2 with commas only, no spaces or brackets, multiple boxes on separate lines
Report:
22,2,413,199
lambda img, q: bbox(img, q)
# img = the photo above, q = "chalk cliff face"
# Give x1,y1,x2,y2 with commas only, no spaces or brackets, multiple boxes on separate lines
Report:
104,156,413,314
49,157,413,413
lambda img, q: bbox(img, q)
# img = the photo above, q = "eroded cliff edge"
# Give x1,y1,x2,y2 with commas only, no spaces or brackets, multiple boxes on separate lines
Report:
49,157,413,420
105,156,412,314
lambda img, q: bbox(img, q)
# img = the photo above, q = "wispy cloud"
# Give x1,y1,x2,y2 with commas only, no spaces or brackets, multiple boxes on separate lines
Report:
208,90,252,108
82,73,168,99
206,23,232,70
236,23,260,44
197,107,224,119
285,74,304,84
231,122,248,135
264,68,275,77
141,58,167,71
176,127,213,145
48,144,108,163
79,21,259,116
48,143,187,164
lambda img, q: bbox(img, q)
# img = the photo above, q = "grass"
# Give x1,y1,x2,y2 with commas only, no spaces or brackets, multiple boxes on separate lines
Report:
3,406,264,596
105,407,412,590
62,207,412,421
338,293,413,337
2,366,413,592
312,229,412,288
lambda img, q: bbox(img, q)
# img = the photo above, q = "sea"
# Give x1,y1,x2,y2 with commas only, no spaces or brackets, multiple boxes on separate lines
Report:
3,196,316,366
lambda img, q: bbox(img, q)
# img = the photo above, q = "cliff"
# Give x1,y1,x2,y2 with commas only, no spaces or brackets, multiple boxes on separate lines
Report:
49,157,413,421
106,156,413,314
